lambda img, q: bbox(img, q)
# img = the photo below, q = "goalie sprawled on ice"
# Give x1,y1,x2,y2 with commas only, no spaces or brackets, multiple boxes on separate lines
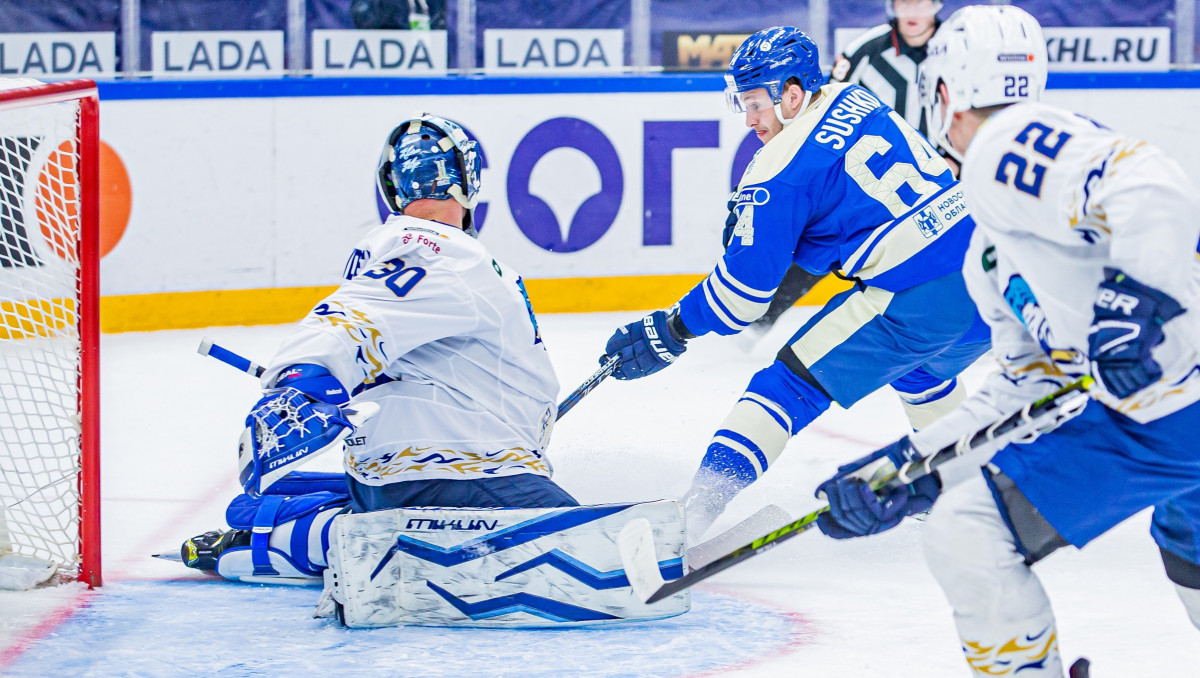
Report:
171,114,687,627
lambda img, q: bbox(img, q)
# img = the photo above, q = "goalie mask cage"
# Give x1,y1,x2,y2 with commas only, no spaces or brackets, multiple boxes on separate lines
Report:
0,79,101,588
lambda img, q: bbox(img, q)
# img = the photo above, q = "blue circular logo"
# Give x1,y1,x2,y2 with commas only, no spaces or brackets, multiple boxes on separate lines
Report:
507,117,623,252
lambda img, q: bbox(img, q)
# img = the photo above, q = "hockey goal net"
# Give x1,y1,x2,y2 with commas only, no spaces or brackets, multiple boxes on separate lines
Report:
0,79,100,589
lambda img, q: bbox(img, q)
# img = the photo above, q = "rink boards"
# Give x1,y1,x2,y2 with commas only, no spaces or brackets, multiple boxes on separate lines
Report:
66,72,1200,330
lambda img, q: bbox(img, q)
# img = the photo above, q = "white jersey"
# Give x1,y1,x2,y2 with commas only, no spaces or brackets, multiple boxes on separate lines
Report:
914,101,1200,453
263,215,559,485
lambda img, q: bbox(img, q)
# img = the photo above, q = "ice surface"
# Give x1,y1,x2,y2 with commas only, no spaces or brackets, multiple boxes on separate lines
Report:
2,310,1197,676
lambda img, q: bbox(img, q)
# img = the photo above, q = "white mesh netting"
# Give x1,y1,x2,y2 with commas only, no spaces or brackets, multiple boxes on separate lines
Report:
0,80,86,583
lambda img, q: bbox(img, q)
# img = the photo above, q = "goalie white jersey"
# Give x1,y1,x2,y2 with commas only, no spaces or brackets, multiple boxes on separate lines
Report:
915,101,1200,451
263,215,559,485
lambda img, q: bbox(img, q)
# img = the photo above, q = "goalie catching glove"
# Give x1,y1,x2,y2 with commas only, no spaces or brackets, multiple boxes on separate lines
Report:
239,364,376,497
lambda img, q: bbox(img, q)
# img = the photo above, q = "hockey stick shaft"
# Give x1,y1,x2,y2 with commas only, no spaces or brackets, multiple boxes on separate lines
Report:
640,377,1095,603
199,336,616,421
198,337,265,378
556,355,619,420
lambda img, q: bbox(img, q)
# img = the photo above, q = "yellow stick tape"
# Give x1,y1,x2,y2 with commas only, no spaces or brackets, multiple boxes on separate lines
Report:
98,274,853,333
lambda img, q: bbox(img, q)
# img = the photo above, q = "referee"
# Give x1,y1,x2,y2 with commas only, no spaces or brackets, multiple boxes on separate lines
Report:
830,0,943,136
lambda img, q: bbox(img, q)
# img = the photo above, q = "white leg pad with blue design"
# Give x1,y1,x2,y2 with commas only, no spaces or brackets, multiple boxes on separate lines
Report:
322,500,688,628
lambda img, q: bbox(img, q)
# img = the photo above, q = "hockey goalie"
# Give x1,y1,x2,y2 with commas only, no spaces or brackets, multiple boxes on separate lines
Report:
172,113,688,628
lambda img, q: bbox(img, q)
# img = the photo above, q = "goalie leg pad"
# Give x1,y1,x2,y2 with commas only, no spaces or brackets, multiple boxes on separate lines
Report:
214,482,350,583
323,500,689,628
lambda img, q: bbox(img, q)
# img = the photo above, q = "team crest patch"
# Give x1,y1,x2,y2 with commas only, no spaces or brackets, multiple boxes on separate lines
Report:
915,207,940,238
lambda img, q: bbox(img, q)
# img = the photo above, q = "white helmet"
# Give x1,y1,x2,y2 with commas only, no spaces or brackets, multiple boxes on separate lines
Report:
918,5,1047,162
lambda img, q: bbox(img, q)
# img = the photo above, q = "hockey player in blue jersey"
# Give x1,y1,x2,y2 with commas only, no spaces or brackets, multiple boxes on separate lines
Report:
601,26,991,544
816,7,1200,674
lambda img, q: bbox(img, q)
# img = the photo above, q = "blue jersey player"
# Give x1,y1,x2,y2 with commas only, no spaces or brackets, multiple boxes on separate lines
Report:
601,26,990,544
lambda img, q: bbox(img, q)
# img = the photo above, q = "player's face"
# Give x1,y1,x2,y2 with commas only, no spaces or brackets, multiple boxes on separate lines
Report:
740,89,783,142
893,0,938,46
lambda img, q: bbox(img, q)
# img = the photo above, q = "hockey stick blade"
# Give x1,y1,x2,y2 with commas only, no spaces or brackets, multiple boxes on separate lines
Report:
618,518,666,603
556,355,619,420
686,504,792,571
199,337,266,378
644,507,826,604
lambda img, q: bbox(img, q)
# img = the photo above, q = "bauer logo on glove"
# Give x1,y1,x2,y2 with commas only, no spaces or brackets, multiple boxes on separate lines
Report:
1088,268,1186,399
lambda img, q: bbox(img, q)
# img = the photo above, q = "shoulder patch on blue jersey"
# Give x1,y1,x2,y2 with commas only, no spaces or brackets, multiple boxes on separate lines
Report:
812,87,885,152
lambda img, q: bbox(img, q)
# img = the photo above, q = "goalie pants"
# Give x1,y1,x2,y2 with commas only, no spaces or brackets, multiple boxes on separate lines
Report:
220,472,577,580
923,399,1200,675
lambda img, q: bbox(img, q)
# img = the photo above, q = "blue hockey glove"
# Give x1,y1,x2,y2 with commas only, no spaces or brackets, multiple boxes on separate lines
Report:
239,370,356,497
815,437,941,539
1088,268,1185,399
272,363,349,404
602,309,689,380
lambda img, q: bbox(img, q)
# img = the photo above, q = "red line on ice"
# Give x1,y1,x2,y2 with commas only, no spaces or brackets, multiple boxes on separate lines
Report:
682,585,818,678
0,588,94,672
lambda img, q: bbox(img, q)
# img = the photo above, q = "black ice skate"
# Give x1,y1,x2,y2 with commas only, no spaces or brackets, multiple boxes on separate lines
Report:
1068,658,1090,678
179,529,250,573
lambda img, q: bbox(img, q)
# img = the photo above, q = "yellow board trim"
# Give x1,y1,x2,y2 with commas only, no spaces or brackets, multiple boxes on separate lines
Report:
97,274,854,333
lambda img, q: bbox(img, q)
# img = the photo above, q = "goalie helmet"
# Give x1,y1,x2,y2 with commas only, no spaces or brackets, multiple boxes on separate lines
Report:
724,27,823,118
918,5,1047,161
376,113,482,234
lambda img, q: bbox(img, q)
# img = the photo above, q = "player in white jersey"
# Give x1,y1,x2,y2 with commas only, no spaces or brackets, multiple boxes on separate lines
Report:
178,114,577,582
815,7,1200,676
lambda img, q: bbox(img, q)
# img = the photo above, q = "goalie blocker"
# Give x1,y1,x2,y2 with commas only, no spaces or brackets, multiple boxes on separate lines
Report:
319,500,688,628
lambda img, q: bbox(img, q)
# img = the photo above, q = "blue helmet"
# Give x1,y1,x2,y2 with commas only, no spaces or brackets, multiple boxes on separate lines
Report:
376,113,482,231
724,27,824,113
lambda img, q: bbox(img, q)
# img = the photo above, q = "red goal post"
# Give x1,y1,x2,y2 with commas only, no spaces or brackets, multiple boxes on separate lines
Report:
0,79,100,588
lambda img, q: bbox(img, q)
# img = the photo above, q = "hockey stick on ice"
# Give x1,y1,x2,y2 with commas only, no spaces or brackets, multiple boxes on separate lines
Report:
199,338,618,420
621,377,1096,604
198,337,265,378
685,504,792,571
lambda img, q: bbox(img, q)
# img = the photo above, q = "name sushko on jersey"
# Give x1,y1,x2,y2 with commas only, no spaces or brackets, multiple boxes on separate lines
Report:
678,83,974,336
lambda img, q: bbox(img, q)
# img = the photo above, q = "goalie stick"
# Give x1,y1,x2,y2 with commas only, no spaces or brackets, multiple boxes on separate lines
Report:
198,337,265,377
621,377,1096,604
198,338,619,422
